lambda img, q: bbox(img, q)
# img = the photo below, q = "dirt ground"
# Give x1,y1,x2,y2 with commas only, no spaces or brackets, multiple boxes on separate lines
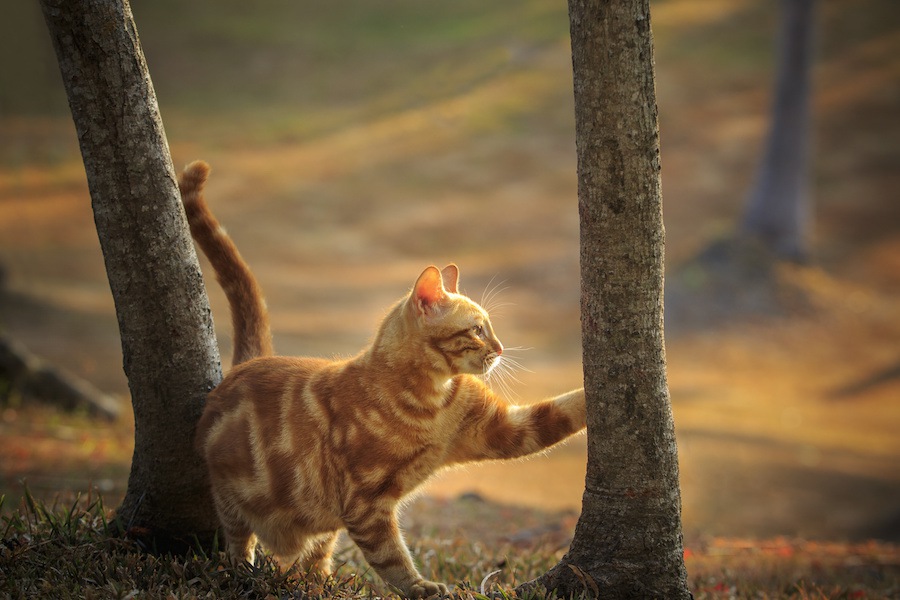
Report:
0,0,898,548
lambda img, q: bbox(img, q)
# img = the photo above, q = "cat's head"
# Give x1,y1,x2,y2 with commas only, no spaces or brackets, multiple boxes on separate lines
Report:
405,264,504,377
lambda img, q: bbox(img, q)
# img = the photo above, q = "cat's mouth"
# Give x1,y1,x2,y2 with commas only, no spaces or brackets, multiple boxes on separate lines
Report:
483,353,502,375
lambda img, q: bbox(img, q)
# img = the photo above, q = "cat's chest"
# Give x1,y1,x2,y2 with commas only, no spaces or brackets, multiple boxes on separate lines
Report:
338,403,459,458
333,399,463,492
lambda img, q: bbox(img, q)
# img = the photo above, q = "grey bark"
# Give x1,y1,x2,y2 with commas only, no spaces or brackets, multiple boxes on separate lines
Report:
39,0,222,550
523,1,691,597
740,0,817,260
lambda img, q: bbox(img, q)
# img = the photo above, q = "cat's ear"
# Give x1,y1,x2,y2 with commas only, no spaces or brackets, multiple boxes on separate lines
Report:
412,266,446,318
441,264,459,294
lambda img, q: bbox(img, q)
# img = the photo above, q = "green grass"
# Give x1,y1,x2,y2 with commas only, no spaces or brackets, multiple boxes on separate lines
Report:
2,0,571,147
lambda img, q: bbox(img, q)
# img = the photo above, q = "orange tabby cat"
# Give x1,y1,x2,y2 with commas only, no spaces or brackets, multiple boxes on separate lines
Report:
180,161,586,598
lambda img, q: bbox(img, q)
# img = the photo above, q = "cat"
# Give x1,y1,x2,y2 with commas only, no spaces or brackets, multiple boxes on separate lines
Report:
179,160,586,598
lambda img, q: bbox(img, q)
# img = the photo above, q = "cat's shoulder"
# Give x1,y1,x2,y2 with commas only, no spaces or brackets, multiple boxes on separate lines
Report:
449,374,504,407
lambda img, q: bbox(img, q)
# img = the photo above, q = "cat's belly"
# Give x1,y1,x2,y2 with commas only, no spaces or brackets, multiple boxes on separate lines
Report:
235,484,344,536
339,442,446,504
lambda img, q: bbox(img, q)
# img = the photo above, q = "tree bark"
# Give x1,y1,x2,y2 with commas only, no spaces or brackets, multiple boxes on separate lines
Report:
740,0,817,261
39,0,222,551
524,1,691,597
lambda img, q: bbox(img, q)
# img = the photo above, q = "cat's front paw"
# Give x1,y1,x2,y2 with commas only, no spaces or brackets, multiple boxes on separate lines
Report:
406,579,449,598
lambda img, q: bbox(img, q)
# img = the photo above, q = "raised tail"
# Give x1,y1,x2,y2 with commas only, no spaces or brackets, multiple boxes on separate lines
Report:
179,161,273,366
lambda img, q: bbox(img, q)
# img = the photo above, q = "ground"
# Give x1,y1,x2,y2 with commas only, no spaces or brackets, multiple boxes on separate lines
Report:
1,0,898,597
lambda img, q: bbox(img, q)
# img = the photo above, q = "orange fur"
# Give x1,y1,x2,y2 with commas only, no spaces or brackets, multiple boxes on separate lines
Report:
179,162,586,598
179,161,272,366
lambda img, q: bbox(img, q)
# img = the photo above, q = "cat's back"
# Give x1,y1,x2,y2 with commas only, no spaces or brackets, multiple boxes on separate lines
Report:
218,355,332,397
196,355,333,449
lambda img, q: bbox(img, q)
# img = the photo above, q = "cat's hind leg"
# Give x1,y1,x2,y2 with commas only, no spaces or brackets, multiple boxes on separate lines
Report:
216,505,257,565
210,487,257,565
271,532,336,575
298,531,339,575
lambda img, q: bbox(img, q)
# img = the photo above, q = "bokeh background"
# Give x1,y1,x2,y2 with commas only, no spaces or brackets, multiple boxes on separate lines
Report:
1,0,897,545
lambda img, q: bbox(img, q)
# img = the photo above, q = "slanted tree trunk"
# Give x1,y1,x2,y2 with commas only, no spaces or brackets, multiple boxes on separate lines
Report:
523,1,691,597
39,0,222,551
740,0,817,261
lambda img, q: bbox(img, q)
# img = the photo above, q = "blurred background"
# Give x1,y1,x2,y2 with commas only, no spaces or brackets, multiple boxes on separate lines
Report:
0,0,897,544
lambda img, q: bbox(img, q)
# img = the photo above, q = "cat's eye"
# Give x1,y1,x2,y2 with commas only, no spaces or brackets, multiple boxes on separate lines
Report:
472,325,484,337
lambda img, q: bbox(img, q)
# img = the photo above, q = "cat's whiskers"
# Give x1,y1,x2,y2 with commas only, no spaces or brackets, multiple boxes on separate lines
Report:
500,348,532,384
480,274,500,306
480,276,509,315
490,361,520,402
483,346,531,402
483,300,514,318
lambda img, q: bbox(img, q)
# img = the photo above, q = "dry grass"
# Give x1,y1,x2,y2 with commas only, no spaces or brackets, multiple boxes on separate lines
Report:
0,491,570,599
2,492,899,600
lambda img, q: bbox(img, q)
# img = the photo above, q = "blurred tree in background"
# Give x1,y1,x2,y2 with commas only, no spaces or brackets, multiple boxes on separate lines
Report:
665,0,820,330
741,0,817,261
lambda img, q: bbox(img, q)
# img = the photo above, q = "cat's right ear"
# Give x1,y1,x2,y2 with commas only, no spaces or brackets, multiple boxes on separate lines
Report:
412,266,446,318
441,264,459,294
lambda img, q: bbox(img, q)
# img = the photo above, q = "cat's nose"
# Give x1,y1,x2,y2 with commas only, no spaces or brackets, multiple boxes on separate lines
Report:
495,342,503,356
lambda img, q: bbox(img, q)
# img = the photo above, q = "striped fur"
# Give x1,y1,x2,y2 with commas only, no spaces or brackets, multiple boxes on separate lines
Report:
179,162,586,598
179,161,273,366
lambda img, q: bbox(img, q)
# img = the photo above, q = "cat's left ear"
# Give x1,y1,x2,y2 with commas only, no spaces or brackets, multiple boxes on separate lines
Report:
413,266,446,318
441,264,459,294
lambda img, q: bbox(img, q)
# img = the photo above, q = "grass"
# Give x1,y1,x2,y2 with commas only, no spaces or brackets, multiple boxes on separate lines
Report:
2,491,898,599
0,491,561,599
2,0,572,148
0,404,132,511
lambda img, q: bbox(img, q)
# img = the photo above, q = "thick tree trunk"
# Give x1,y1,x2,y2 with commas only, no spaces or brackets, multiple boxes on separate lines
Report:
740,0,817,260
39,0,222,550
524,1,691,598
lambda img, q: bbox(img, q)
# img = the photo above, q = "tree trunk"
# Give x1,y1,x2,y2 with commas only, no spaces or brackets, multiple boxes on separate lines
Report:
740,0,817,261
524,1,691,597
39,0,222,551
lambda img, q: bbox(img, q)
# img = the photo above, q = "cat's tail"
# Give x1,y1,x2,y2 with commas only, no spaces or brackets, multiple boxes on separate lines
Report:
179,160,274,366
